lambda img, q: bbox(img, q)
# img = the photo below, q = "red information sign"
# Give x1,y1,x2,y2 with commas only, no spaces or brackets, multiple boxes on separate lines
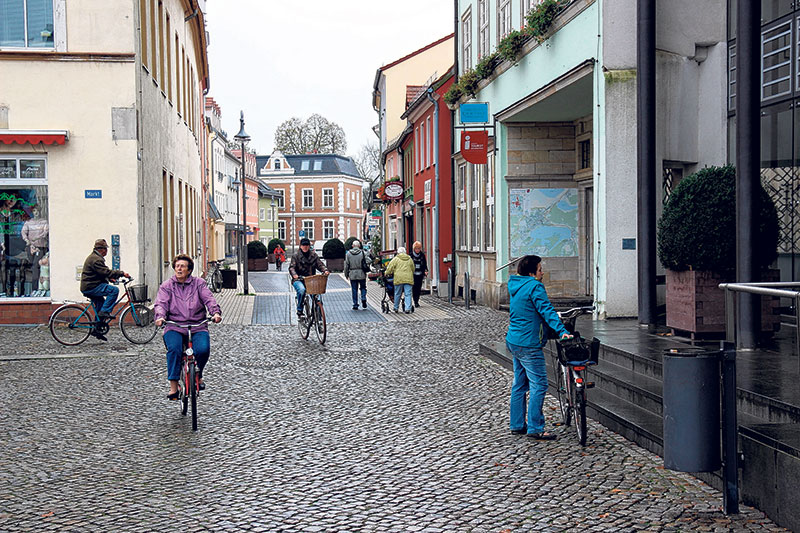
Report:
461,130,488,164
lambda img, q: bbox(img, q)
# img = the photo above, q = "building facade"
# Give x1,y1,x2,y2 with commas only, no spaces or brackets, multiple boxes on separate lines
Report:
0,0,208,323
256,152,365,253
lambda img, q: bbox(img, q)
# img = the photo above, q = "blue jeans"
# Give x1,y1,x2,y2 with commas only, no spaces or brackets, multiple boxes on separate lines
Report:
394,283,412,310
82,283,119,315
293,279,306,313
164,330,210,381
350,279,366,306
506,341,548,435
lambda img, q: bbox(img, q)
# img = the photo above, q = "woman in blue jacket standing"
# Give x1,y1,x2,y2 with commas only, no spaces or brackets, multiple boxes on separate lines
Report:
506,255,571,440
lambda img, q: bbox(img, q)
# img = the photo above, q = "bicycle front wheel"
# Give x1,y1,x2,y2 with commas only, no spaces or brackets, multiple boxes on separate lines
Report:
555,359,571,427
313,298,327,344
573,382,587,446
189,363,198,431
298,297,312,339
119,304,157,344
49,304,92,346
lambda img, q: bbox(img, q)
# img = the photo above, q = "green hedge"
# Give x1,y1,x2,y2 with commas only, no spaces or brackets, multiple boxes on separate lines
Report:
267,238,285,254
247,240,268,259
322,238,346,259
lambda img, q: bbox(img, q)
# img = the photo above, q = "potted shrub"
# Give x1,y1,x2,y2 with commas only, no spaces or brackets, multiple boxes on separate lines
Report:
220,262,237,289
247,240,269,271
267,238,286,263
322,238,346,271
657,165,780,336
344,236,359,250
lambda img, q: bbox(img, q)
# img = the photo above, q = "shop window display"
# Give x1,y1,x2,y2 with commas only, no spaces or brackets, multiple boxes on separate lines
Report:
0,186,49,298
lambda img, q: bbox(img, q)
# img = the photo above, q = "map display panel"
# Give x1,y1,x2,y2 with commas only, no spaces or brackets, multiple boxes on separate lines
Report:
509,188,578,257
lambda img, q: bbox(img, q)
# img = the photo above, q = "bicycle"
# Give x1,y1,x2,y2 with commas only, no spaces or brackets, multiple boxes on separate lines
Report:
49,277,157,345
164,318,210,431
296,274,327,345
205,260,223,293
550,306,599,446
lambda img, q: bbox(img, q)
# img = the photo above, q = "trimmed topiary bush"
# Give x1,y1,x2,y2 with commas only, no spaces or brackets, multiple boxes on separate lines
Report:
344,236,359,250
657,165,779,274
322,238,346,259
247,240,268,259
267,238,286,254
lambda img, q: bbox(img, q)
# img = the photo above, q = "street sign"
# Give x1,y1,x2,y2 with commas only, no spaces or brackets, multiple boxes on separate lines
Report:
299,230,305,237
84,190,102,199
371,209,382,217
460,102,490,123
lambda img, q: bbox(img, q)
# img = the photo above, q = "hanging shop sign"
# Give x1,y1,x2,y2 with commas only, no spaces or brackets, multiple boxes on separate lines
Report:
383,182,404,200
461,130,488,165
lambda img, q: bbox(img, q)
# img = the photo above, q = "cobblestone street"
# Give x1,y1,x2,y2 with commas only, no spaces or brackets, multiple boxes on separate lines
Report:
0,294,787,531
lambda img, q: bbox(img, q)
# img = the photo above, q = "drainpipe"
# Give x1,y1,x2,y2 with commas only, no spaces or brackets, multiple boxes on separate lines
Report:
451,0,459,300
636,0,656,329
426,88,440,288
736,0,760,348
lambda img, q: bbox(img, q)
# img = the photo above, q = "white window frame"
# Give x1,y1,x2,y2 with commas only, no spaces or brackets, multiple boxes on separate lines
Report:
0,0,65,51
498,0,512,44
521,0,541,26
421,123,426,170
426,116,432,168
322,219,335,240
277,220,286,241
276,190,285,208
313,160,322,171
462,8,473,72
322,188,334,209
485,151,495,251
259,207,265,221
302,188,313,208
478,0,490,59
415,126,420,173
302,219,314,240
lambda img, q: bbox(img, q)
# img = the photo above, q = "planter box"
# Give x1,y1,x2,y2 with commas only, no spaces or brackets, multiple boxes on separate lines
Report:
325,258,344,272
221,269,237,289
268,253,275,264
248,258,269,271
666,269,780,337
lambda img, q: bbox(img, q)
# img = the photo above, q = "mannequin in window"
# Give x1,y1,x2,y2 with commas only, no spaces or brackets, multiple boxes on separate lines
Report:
0,195,28,297
22,206,49,294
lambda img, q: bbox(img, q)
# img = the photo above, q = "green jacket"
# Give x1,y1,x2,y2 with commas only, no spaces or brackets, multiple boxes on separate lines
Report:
80,251,124,292
385,253,414,285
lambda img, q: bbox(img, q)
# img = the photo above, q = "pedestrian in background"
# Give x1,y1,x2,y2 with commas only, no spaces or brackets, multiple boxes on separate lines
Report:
384,246,414,313
273,244,286,271
344,240,369,310
410,241,428,308
506,255,571,440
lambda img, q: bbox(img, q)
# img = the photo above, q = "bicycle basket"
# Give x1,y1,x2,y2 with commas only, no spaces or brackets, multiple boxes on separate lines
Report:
304,275,327,295
128,284,149,303
558,335,599,365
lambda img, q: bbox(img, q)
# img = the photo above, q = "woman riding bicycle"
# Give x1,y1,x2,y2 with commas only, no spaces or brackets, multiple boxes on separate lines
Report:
506,255,571,441
154,254,222,400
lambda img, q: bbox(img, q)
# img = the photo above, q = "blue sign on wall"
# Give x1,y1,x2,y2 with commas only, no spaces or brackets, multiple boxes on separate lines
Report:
460,102,490,123
299,230,305,237
85,190,102,199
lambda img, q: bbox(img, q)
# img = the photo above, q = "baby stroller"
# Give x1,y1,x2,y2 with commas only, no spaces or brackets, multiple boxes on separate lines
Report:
371,250,406,314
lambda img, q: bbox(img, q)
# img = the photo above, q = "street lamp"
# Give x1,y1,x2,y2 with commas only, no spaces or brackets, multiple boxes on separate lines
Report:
232,176,241,273
234,111,251,295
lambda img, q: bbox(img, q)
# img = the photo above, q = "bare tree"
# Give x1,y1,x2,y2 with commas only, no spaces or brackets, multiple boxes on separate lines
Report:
274,114,347,155
353,142,383,209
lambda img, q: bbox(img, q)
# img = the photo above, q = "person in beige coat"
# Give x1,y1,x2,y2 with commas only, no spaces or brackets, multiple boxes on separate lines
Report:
384,246,414,313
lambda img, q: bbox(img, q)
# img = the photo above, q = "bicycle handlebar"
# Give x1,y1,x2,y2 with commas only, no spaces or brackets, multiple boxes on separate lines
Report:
557,306,594,320
163,317,213,328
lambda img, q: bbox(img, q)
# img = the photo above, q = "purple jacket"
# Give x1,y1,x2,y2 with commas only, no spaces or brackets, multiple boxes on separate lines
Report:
154,275,221,335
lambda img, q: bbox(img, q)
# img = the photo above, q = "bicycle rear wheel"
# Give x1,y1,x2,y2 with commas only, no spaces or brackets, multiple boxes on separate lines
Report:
189,363,198,431
298,297,312,339
555,358,571,427
313,298,327,344
212,269,223,292
119,304,157,344
49,304,92,346
572,381,587,446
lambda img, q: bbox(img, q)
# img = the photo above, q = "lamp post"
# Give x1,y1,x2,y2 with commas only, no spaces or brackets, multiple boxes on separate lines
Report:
234,111,251,295
233,176,241,273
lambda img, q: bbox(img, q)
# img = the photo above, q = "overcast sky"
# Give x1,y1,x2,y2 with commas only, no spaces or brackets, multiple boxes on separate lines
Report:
205,1,455,158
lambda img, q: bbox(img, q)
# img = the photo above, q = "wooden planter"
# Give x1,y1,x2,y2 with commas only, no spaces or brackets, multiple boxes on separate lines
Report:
248,258,269,271
325,258,344,272
666,269,780,338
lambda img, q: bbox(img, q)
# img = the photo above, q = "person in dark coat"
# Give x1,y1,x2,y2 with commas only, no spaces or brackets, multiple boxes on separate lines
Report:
344,240,369,310
289,237,329,318
80,238,129,340
410,241,428,308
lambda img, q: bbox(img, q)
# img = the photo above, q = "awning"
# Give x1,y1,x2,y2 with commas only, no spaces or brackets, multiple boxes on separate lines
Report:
208,198,222,220
0,130,69,145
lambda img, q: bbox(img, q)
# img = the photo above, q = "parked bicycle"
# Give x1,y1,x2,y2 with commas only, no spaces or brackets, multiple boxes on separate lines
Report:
296,274,327,344
49,277,157,345
204,260,223,293
550,306,599,446
164,318,210,431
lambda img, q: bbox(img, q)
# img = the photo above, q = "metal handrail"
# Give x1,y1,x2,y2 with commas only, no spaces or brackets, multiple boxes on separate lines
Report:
719,282,800,367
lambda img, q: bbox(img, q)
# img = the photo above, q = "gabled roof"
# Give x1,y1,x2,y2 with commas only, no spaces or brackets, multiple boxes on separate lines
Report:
401,67,455,120
256,153,363,180
372,34,455,92
406,86,426,106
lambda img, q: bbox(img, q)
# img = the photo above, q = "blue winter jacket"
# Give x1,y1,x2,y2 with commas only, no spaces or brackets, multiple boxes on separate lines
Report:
506,275,569,349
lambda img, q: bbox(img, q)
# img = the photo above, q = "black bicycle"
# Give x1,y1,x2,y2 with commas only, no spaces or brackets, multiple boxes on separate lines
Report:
164,318,210,431
205,260,223,293
551,306,599,446
49,277,157,345
296,274,327,345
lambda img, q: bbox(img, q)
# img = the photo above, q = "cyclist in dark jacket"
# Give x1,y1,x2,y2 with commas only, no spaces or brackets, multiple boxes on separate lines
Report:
289,238,329,317
80,239,129,339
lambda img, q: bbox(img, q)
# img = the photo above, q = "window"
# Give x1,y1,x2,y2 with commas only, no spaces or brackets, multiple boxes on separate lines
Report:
313,160,322,171
302,220,314,240
415,127,420,172
427,116,432,167
302,189,313,208
579,139,591,170
346,188,351,209
521,0,542,25
322,188,334,208
301,160,310,171
420,123,426,170
165,13,171,101
0,0,55,49
259,208,265,221
267,206,274,222
0,156,49,299
323,220,334,240
462,8,473,71
275,160,281,170
457,163,468,249
277,220,286,241
140,1,148,66
471,164,482,250
762,20,792,101
484,152,495,251
157,1,164,86
276,190,284,208
498,0,512,43
478,0,490,58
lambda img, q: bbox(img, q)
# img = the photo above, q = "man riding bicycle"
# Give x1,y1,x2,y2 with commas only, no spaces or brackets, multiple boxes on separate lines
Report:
289,237,329,318
80,238,129,341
